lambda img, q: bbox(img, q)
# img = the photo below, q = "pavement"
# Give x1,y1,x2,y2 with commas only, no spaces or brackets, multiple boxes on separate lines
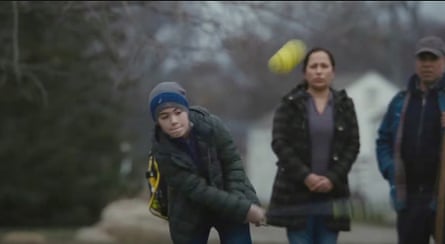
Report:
246,222,433,244
207,222,399,244
139,213,401,244
99,199,436,244
141,211,401,244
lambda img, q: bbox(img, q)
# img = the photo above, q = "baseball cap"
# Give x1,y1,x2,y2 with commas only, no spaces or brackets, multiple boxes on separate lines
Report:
415,36,445,57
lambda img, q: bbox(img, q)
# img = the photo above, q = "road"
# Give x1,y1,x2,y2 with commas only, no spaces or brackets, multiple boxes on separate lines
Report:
212,222,399,244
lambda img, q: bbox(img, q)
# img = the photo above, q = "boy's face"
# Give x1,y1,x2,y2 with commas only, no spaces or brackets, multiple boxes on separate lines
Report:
157,107,190,138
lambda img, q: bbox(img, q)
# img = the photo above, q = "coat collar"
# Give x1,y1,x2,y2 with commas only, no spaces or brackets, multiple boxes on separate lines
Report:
406,73,445,93
282,82,348,105
151,108,213,155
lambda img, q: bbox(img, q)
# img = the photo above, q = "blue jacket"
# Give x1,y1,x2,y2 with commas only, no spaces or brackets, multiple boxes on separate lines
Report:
376,73,445,211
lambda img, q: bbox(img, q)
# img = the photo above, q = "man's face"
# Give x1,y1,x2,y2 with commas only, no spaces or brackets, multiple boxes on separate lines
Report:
157,107,190,138
415,52,445,85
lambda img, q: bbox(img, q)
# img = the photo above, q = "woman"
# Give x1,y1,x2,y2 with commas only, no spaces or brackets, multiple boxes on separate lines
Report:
266,47,360,244
148,81,265,244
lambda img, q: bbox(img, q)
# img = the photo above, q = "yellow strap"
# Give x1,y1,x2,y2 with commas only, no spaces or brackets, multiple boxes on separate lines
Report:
147,155,160,207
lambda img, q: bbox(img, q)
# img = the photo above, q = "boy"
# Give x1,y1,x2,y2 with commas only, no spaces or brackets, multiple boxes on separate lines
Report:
148,81,265,244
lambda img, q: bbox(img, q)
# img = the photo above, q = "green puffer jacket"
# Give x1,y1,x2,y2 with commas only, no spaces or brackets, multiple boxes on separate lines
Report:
151,106,260,244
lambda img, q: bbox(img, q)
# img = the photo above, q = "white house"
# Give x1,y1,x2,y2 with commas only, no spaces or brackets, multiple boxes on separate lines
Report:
344,71,399,215
245,71,399,218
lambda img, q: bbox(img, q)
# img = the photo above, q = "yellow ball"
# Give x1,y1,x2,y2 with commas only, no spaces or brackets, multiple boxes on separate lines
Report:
268,39,306,74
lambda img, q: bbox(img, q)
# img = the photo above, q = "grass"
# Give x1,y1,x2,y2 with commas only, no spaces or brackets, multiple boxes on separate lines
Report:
349,200,396,227
0,228,77,244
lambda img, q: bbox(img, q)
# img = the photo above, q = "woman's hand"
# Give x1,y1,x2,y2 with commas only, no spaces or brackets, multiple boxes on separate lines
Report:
312,176,333,193
304,174,333,192
304,173,322,191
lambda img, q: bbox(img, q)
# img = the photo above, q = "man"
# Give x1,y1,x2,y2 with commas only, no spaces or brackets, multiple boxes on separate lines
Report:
376,35,445,244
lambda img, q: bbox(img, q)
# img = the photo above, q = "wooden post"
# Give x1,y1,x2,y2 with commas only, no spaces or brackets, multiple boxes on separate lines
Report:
436,134,445,244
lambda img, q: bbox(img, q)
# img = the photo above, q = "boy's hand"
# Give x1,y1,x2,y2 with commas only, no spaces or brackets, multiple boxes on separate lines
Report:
246,204,266,225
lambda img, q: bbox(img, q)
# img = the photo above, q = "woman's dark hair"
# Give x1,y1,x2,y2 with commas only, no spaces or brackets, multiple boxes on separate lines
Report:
301,47,336,73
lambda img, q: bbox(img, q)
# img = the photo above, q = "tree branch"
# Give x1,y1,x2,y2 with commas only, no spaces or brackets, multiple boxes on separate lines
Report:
12,1,21,84
25,71,48,108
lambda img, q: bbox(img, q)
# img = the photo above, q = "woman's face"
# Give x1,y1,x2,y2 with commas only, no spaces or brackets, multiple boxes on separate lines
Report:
304,51,335,92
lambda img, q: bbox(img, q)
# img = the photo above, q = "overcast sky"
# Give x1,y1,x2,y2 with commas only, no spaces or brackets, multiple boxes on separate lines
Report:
420,1,445,22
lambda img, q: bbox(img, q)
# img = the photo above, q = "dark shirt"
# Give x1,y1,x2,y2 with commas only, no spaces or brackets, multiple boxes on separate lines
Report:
306,92,334,212
401,85,441,193
170,128,208,178
307,92,334,175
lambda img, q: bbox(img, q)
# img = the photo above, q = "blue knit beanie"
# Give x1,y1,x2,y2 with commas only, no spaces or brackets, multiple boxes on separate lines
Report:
149,81,189,121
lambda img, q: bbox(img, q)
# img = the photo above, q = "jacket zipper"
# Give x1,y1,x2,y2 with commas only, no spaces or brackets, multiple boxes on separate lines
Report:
416,93,427,155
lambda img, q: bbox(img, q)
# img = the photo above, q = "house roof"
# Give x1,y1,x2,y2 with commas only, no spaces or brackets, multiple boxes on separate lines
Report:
331,72,367,90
